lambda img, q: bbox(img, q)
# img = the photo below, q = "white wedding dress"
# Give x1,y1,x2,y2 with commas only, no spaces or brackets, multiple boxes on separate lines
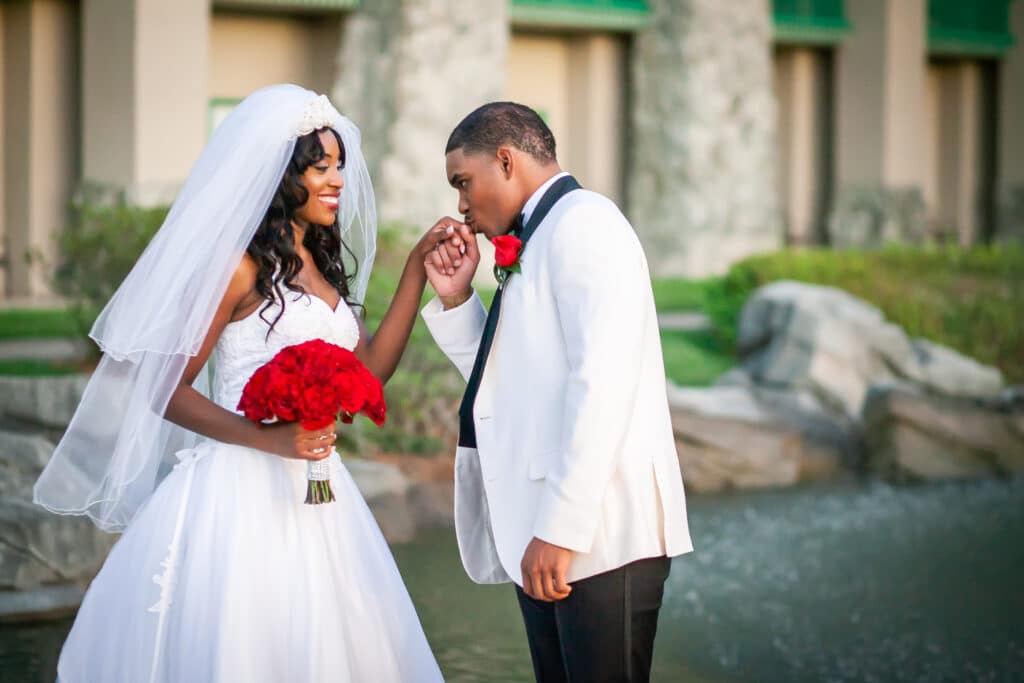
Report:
56,293,444,683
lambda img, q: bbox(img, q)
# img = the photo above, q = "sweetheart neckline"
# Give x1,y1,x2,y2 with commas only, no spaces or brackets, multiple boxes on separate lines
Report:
227,291,345,328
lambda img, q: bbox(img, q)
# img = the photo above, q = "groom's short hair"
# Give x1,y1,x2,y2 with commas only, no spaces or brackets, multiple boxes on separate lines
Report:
446,102,557,163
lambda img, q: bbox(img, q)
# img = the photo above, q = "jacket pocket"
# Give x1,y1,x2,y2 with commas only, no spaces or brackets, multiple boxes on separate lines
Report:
528,450,559,481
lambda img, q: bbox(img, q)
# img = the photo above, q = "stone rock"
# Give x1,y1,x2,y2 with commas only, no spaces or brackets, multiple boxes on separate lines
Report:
363,479,456,545
0,431,52,497
715,367,862,442
373,453,455,532
0,374,90,430
362,491,418,545
341,457,420,543
0,583,85,621
863,383,1024,482
341,457,411,542
996,185,1024,244
903,339,1006,399
667,382,851,493
406,481,455,532
630,0,781,277
343,455,458,543
342,457,410,501
0,430,115,616
670,281,1012,489
737,281,1004,421
827,187,928,248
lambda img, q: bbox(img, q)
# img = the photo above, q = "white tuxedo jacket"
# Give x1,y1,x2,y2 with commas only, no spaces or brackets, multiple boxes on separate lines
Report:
422,184,693,586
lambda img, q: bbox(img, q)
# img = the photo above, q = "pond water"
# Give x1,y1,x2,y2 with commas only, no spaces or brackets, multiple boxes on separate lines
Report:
3,476,1022,682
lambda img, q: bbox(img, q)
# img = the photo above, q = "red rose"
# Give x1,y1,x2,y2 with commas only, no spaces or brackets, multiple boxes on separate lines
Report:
492,235,523,269
236,339,387,431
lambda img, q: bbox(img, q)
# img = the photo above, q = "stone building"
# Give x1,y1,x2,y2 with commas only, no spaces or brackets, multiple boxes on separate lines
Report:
1,0,1022,300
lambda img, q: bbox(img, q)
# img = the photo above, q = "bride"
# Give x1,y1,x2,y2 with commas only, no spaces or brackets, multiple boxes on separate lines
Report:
33,85,461,682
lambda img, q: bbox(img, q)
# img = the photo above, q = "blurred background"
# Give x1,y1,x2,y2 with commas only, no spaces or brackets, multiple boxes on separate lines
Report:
0,1,1022,682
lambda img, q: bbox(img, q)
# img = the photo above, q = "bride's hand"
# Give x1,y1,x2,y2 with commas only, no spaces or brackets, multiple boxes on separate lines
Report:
419,218,479,306
258,422,336,460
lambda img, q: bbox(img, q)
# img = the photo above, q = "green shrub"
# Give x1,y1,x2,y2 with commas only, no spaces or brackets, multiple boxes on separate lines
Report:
54,197,168,334
704,246,1024,382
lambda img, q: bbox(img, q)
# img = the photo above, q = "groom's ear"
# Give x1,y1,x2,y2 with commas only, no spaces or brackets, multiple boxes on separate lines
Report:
496,146,515,179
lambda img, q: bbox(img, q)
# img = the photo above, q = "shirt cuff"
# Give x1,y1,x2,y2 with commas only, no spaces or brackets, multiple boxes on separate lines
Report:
421,291,487,348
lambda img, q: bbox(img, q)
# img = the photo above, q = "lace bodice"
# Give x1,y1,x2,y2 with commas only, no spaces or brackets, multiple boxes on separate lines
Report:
212,292,361,413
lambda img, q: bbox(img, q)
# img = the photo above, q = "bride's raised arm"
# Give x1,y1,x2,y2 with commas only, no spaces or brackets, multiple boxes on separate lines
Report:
351,219,472,383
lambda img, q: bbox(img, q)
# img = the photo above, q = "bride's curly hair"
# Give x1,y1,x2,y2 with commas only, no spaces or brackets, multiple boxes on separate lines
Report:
247,127,359,334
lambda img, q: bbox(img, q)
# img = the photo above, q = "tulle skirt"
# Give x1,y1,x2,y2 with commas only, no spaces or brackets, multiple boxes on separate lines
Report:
56,442,443,682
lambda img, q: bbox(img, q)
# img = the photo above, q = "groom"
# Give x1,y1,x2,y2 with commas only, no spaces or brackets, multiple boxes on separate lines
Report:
422,102,693,682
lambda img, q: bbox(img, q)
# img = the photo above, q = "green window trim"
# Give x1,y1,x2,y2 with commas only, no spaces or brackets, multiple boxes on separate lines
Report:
929,29,1015,57
212,0,359,12
510,0,650,32
773,0,850,46
208,97,243,137
928,0,1016,58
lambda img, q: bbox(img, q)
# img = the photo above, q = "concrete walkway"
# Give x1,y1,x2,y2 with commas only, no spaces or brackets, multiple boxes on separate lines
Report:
658,311,712,332
0,297,70,311
0,338,93,363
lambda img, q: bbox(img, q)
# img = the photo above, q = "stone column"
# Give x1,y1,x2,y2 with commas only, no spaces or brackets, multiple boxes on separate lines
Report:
333,0,508,230
934,62,986,246
630,0,781,277
2,0,78,298
997,0,1024,242
830,0,929,246
835,0,928,189
775,47,831,246
82,0,209,206
567,34,626,204
0,3,6,299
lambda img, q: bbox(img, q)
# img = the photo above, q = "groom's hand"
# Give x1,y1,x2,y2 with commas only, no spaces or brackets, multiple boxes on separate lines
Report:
521,537,573,602
422,219,479,309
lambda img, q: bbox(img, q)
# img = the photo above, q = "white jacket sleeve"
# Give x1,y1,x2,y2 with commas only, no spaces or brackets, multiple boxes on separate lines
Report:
421,291,487,382
532,202,650,553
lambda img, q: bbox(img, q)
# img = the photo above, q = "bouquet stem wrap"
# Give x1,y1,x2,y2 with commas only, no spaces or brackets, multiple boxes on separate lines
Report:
305,458,336,505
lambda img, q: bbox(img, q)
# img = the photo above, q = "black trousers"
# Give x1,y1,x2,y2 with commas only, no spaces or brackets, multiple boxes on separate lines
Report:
514,556,672,683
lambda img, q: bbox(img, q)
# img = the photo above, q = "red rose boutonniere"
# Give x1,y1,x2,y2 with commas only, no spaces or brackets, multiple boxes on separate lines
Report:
492,234,523,286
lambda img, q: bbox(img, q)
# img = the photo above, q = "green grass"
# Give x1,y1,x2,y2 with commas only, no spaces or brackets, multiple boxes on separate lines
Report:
0,308,85,340
651,277,736,385
652,277,719,312
660,328,736,386
0,359,81,376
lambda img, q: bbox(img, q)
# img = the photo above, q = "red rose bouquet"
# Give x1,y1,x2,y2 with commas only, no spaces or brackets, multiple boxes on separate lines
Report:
237,338,387,504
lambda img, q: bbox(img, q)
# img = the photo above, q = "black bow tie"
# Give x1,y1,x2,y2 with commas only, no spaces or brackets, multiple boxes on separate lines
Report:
510,213,524,237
